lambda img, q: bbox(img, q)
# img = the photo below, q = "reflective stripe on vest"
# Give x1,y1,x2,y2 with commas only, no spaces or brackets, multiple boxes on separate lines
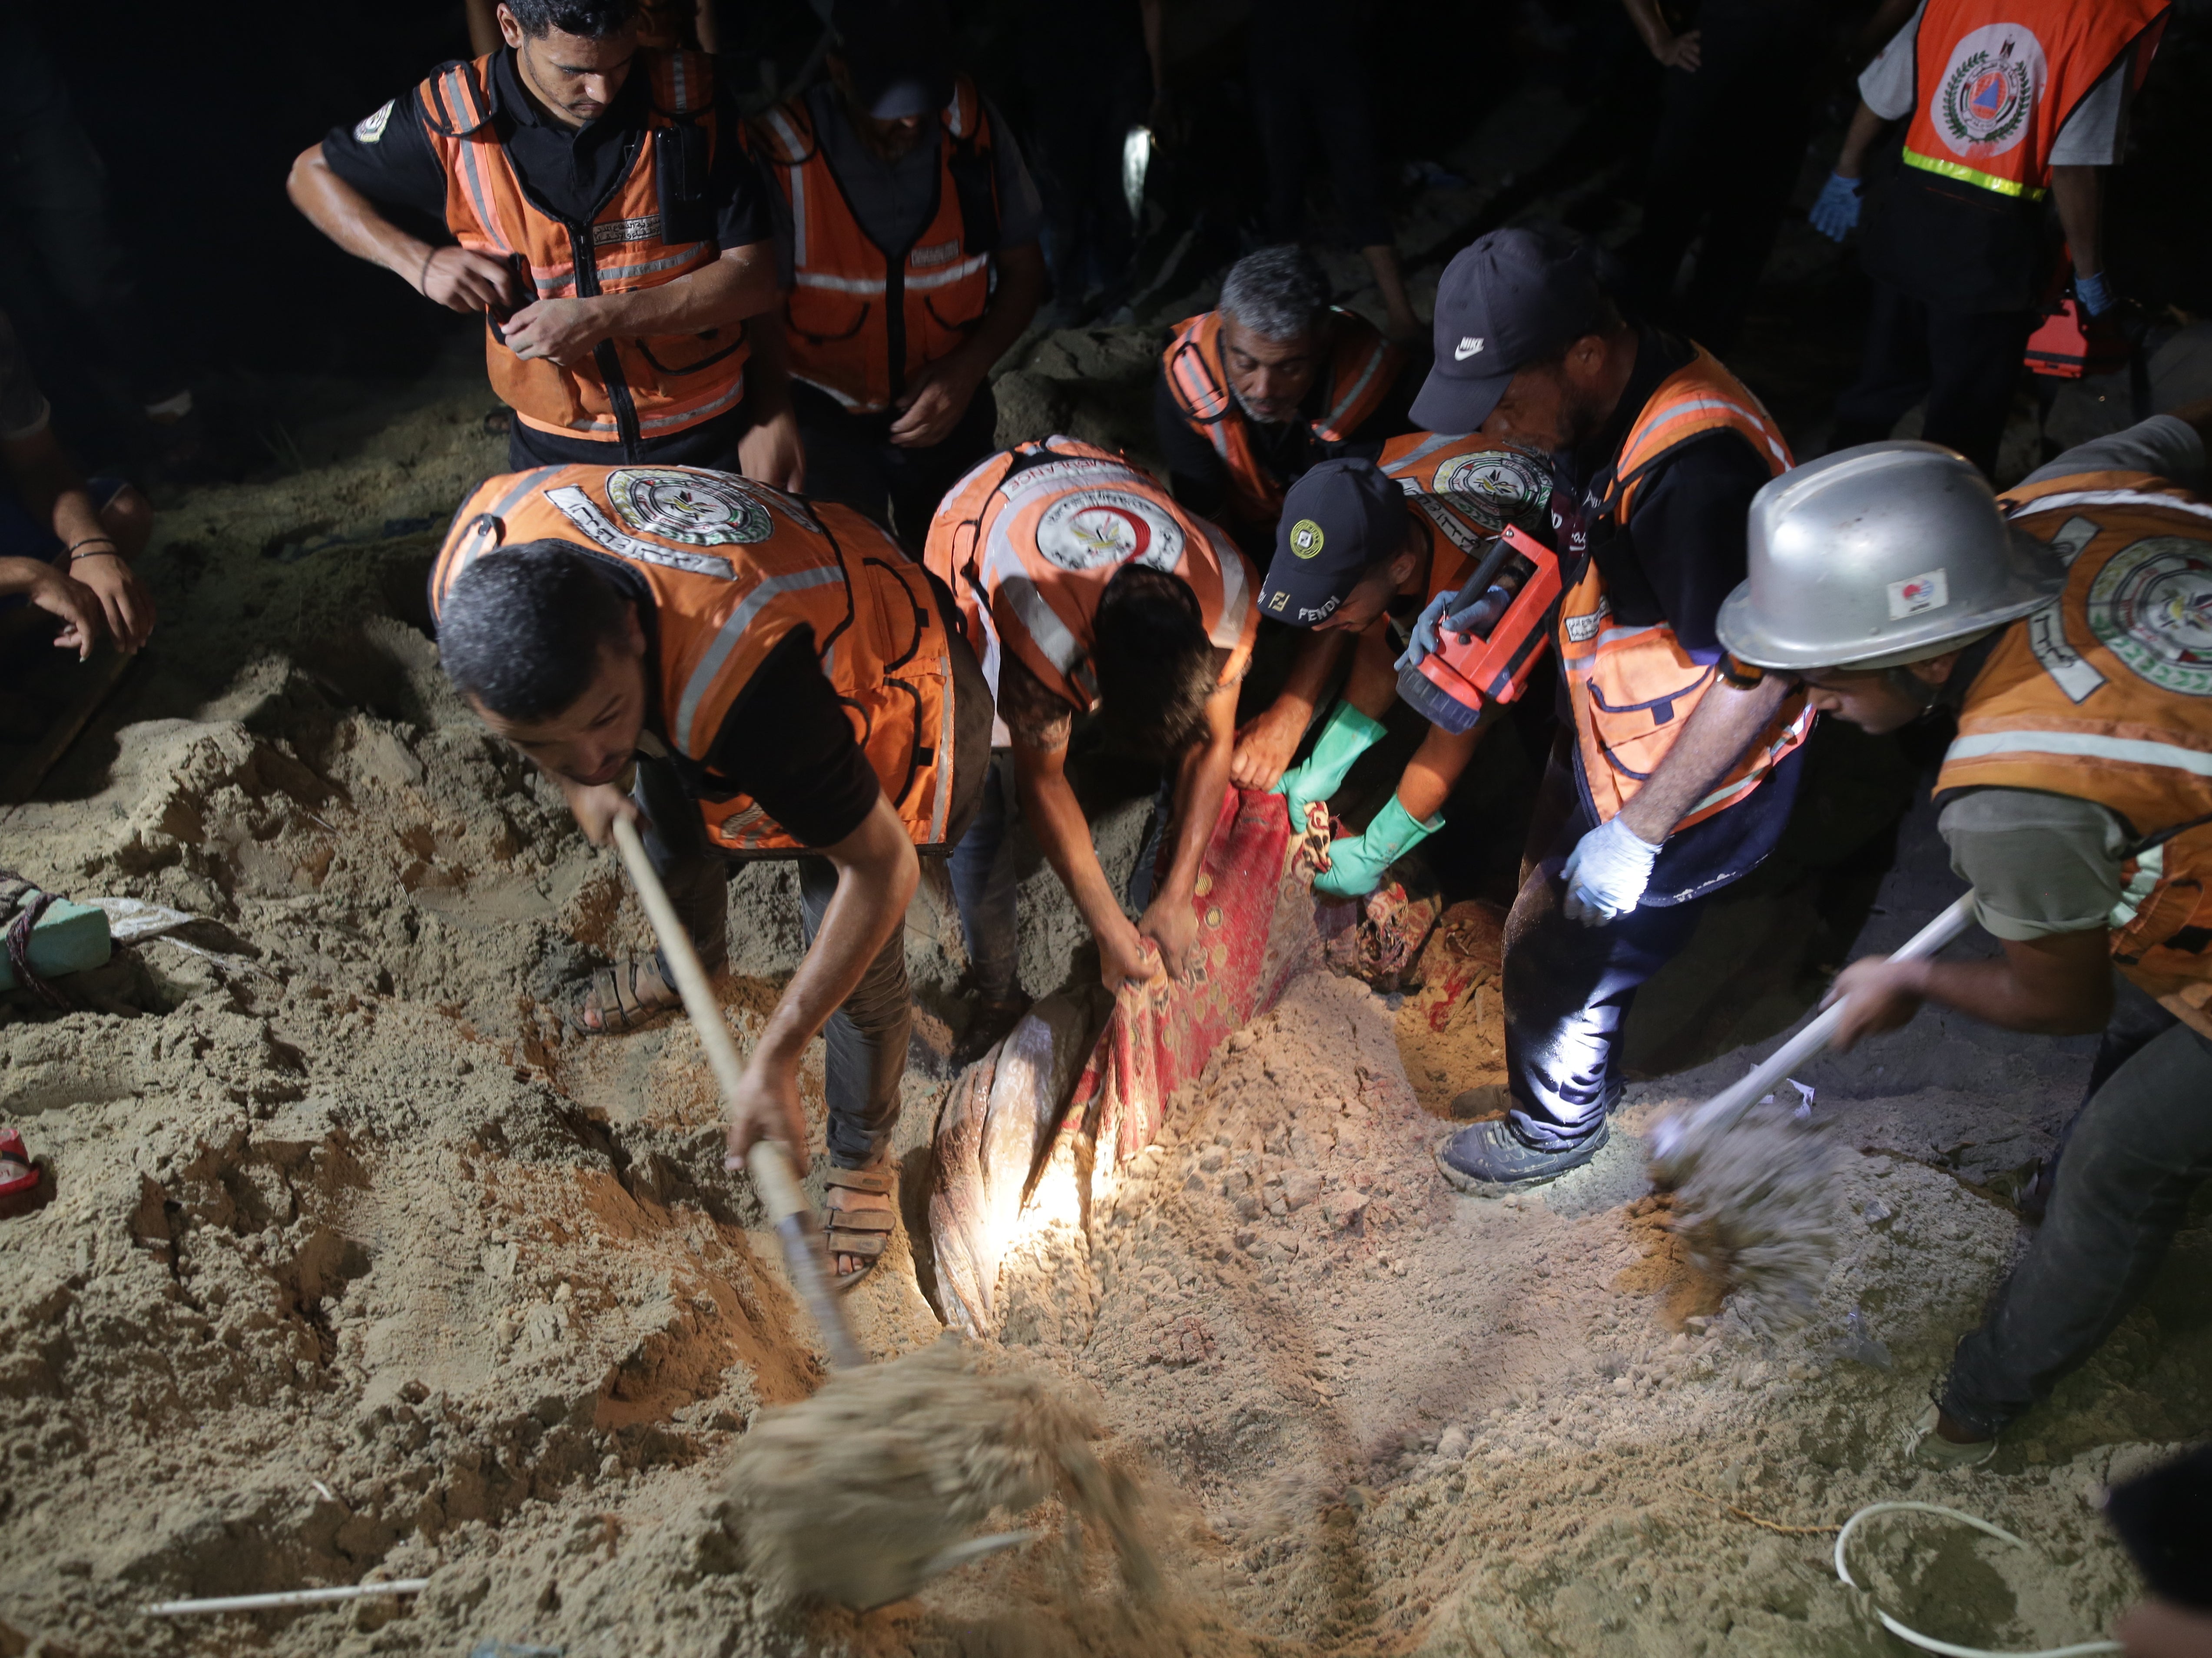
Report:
753,80,996,414
923,436,1259,715
1898,0,2168,203
417,52,745,447
1161,308,1403,531
1557,347,1806,830
431,464,959,851
1937,470,2212,1018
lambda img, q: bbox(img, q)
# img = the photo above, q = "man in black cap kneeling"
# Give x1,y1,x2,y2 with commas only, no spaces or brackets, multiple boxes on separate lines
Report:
1251,454,1538,898
1403,225,1813,1189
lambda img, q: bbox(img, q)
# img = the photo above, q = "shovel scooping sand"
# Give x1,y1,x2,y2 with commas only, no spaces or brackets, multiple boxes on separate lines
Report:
608,817,1156,1609
1647,894,1976,1320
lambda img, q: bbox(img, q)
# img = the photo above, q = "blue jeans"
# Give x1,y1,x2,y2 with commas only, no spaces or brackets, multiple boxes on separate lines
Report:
946,750,1021,1003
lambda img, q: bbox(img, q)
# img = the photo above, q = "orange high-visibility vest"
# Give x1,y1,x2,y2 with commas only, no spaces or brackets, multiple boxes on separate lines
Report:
635,0,700,50
430,464,962,852
1162,307,1402,534
1377,430,1556,602
925,437,1258,715
750,80,999,416
1555,348,1810,832
417,52,749,450
1937,468,2212,1033
1899,0,2167,202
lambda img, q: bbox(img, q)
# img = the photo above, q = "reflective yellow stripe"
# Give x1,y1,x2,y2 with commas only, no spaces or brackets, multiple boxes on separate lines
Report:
1901,148,2048,201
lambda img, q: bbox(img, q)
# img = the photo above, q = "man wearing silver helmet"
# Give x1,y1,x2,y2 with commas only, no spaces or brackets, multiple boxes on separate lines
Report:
1715,404,2212,1468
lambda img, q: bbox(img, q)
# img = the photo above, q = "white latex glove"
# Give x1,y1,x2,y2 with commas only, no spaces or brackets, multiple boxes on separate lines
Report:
1561,814,1662,927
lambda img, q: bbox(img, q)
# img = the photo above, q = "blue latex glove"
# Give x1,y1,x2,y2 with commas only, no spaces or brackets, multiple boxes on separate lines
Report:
1809,172,1861,242
1395,585,1509,672
2076,270,2115,317
1561,814,1662,927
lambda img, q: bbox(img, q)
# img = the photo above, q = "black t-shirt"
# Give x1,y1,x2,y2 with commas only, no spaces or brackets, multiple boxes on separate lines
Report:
1549,326,1802,902
322,48,774,249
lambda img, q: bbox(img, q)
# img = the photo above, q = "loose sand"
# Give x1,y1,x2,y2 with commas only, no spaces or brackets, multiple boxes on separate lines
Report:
2,346,2207,1658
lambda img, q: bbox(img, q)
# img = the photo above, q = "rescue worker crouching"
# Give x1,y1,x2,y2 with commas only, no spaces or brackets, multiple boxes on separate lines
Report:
746,0,1047,543
428,463,994,1283
927,437,1259,1015
1414,225,1809,1190
1716,405,2212,1466
1247,445,1555,899
1156,245,1408,569
289,0,780,472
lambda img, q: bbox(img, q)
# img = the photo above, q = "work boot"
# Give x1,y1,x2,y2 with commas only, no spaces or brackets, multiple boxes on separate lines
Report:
1437,1117,1608,1194
1902,1404,1997,1469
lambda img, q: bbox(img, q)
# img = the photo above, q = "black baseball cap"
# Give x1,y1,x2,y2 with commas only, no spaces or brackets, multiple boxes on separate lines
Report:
1410,225,1609,434
1258,459,1411,628
831,0,955,121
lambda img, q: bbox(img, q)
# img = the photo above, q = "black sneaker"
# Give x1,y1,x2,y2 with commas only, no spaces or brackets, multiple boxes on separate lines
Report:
1437,1117,1609,1194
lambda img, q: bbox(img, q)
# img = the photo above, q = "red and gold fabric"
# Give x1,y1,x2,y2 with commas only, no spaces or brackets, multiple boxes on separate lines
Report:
925,437,1259,714
431,464,960,851
1162,307,1402,533
1555,348,1809,831
1939,468,2212,1031
417,50,747,448
750,79,998,415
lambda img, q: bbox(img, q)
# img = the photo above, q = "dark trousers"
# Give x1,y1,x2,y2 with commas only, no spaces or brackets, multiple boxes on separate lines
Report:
792,379,999,551
1023,50,1147,308
945,750,1022,1003
1247,5,1390,249
630,754,910,1169
1831,283,2033,479
1943,995,2212,1436
1620,3,1817,355
0,17,183,411
1501,850,1711,1148
506,403,746,473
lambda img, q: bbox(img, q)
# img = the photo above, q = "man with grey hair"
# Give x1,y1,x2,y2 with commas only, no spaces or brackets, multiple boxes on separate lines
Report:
1155,245,1408,556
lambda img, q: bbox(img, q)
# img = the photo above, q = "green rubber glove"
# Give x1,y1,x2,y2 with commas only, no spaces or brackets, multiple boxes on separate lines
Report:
1313,793,1443,899
1274,700,1388,813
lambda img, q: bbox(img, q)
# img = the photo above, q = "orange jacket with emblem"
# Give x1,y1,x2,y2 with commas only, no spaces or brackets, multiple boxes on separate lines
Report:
1899,0,2166,202
1162,308,1402,534
1555,347,1810,832
924,437,1259,716
431,464,962,852
417,51,749,449
1377,430,1556,604
749,79,1000,416
1936,467,2212,1033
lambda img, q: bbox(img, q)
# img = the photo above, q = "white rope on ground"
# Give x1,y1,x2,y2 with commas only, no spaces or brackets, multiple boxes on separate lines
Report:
144,1578,430,1616
1834,1502,2122,1658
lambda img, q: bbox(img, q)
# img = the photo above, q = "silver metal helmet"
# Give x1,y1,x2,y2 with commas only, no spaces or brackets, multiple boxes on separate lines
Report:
1717,441,2067,671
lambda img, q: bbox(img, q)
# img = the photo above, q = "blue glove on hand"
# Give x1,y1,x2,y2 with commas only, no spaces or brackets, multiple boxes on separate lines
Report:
1809,172,1861,242
1395,585,1510,672
1561,815,1662,927
2076,270,2116,317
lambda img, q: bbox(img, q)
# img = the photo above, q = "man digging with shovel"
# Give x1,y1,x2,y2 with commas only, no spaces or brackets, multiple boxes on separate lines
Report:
427,462,993,1284
1715,407,2212,1467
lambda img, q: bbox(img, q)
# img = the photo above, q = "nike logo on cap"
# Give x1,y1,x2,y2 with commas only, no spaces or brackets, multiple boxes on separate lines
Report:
1454,337,1484,360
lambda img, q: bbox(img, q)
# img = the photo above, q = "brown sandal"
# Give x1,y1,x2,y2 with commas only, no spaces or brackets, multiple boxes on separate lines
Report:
823,1160,897,1287
567,958,681,1035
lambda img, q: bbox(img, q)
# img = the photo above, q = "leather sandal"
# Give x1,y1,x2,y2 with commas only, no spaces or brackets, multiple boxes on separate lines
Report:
566,958,681,1036
823,1159,898,1288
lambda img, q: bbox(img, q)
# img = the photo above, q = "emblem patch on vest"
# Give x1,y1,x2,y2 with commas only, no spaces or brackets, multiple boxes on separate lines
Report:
2087,535,2212,696
1430,450,1550,532
355,99,395,144
607,468,774,547
1933,24,2045,159
1035,490,1185,573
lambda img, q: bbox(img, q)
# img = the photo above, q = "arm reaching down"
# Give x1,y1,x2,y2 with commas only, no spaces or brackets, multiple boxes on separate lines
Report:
1138,675,1239,978
1825,925,2114,1050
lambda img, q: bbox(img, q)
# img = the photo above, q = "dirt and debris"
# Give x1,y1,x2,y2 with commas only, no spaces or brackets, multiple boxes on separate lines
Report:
1,336,2206,1658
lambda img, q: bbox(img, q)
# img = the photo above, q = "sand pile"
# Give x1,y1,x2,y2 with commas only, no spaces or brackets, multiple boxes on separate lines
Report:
2,346,2207,1658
